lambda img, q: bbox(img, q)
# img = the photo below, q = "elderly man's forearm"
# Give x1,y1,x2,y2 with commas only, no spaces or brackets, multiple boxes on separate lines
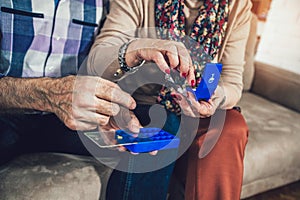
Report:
0,76,68,114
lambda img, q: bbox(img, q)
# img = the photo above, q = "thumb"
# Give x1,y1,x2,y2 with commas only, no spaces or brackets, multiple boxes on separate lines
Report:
127,112,142,134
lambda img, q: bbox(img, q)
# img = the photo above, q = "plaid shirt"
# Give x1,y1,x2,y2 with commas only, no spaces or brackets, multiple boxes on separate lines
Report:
0,0,104,78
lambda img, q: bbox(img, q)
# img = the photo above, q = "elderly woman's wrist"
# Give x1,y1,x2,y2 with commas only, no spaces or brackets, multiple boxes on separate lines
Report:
115,39,144,77
125,39,143,67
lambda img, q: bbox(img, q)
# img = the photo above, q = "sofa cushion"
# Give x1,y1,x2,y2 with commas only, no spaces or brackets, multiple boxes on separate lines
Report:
238,93,300,199
251,61,300,112
0,153,112,200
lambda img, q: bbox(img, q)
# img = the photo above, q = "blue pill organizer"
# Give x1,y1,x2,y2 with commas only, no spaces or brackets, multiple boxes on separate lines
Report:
115,128,180,153
187,63,223,101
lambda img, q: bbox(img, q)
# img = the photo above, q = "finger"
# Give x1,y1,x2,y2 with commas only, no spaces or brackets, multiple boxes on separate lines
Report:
149,51,171,73
187,64,196,87
200,100,216,117
190,99,214,118
174,91,211,117
202,100,213,110
118,144,139,155
118,146,140,155
113,107,131,130
149,150,158,156
106,116,120,130
130,151,139,155
177,45,191,77
176,43,195,85
172,93,197,117
118,146,127,152
97,127,117,145
127,112,142,133
95,78,136,110
69,119,97,131
94,98,120,116
165,45,179,68
114,107,142,133
95,114,110,126
72,108,110,126
186,93,206,114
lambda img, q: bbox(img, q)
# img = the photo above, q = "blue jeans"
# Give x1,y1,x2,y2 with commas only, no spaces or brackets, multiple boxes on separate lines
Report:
0,114,92,165
107,105,181,200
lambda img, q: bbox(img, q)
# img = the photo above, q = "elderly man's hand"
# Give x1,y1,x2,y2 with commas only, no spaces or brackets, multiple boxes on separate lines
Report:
97,107,158,155
45,75,137,131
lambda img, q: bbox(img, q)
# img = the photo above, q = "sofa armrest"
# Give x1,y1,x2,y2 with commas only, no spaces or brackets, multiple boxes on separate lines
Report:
251,61,300,112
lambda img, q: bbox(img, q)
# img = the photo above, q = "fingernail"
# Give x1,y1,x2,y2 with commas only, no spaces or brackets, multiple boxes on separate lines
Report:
130,101,136,110
130,124,140,133
197,78,201,84
191,80,195,87
118,147,126,152
175,94,182,101
165,69,170,74
182,73,187,78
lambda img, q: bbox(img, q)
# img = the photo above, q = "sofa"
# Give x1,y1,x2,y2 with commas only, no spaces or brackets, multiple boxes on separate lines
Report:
239,15,300,198
239,59,300,199
1,14,300,200
0,153,112,200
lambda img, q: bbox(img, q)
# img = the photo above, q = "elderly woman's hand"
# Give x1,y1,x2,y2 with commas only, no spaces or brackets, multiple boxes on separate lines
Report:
126,38,196,87
172,86,226,118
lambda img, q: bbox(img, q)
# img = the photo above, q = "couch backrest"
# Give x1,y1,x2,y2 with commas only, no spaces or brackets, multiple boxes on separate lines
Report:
251,61,300,113
244,14,300,113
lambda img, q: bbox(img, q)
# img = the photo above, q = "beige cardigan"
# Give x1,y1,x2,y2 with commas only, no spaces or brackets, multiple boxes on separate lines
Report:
88,0,252,109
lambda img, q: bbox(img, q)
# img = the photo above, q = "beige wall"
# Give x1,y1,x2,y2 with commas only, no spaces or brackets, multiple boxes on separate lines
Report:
255,0,300,74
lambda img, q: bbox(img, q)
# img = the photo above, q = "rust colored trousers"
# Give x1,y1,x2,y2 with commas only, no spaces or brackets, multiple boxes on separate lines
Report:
170,109,249,200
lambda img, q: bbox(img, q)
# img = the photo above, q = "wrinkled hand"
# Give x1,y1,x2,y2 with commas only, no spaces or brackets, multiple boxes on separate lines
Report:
98,107,140,144
172,86,225,118
126,38,196,87
46,75,137,131
98,107,158,155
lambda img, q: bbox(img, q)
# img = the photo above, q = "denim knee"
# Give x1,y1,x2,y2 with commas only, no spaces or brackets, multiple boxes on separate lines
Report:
0,127,20,165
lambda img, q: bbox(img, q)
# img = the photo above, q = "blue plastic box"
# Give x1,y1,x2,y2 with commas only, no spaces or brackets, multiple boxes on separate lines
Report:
187,63,223,101
115,128,180,153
